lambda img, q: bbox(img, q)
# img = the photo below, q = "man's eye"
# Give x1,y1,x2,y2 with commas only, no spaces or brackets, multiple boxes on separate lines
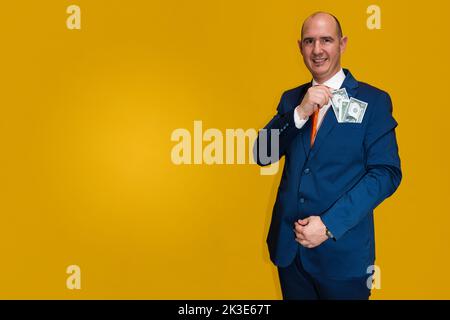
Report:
304,39,313,44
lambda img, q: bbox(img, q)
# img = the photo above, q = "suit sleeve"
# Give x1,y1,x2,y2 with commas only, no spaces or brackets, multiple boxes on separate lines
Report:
321,92,402,240
253,92,302,166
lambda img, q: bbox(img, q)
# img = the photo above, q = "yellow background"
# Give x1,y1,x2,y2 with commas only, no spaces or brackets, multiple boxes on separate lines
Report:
0,0,448,299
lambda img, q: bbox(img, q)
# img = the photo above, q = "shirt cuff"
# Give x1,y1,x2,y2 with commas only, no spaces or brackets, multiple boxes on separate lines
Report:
293,107,309,129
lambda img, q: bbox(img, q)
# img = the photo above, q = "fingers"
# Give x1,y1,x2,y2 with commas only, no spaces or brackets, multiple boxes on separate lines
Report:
294,229,306,240
293,222,305,235
294,222,306,231
313,85,332,97
294,229,315,248
300,85,334,117
294,220,316,248
295,237,315,248
294,220,309,234
317,85,333,98
309,86,332,108
293,229,306,242
294,216,323,249
293,223,308,241
325,86,333,99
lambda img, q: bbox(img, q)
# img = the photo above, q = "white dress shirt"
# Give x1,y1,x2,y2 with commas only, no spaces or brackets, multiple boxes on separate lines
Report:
294,68,346,130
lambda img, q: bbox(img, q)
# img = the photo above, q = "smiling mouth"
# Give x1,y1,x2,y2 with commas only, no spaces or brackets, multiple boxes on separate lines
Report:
312,58,328,65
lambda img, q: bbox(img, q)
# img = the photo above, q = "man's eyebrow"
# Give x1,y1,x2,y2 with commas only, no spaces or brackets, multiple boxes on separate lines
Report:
302,36,335,41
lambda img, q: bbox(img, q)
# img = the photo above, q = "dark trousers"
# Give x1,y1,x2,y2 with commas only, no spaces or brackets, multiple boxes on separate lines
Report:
277,246,372,300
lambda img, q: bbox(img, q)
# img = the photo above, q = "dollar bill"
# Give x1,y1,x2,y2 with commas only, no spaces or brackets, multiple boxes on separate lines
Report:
331,88,349,122
340,100,350,122
342,97,368,123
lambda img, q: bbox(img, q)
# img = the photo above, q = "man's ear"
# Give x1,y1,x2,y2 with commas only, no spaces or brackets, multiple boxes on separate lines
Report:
340,36,348,54
297,39,304,56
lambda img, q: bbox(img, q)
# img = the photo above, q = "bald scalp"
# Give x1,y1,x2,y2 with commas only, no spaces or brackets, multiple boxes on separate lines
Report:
301,12,343,39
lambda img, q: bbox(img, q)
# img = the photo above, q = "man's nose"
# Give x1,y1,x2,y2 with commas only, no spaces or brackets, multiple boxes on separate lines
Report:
313,40,322,55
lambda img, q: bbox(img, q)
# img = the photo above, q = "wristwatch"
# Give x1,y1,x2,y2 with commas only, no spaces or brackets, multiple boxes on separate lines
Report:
325,228,334,239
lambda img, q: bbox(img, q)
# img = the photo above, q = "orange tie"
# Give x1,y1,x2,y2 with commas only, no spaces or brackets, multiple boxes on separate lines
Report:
310,109,319,146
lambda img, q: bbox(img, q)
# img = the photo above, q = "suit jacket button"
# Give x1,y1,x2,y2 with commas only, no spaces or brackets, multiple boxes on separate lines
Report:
304,168,310,174
300,198,305,203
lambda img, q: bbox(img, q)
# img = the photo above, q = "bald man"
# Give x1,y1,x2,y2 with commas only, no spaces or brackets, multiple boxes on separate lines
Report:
254,12,401,299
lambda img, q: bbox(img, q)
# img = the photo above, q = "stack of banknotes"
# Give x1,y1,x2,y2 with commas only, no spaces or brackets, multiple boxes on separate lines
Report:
331,88,368,123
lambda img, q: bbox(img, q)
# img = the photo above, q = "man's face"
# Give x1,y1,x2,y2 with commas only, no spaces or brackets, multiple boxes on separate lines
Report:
298,14,347,83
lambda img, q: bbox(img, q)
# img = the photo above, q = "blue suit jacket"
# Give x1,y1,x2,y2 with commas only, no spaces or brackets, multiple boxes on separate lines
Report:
254,69,402,278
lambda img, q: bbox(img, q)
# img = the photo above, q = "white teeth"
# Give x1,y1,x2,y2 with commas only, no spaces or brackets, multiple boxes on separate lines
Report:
313,58,327,64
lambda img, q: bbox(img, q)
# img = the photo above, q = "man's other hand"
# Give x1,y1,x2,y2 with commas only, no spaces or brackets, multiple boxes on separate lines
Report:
294,216,328,248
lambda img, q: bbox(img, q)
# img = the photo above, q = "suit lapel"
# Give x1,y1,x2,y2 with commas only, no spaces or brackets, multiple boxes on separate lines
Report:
308,69,359,159
342,68,358,98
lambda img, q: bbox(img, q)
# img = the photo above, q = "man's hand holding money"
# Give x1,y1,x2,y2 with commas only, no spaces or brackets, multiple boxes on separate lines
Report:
295,85,333,120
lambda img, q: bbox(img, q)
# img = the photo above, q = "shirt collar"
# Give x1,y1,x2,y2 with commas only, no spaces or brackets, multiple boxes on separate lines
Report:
312,68,346,90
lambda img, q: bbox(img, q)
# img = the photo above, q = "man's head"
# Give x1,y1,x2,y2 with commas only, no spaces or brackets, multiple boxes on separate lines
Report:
298,12,348,83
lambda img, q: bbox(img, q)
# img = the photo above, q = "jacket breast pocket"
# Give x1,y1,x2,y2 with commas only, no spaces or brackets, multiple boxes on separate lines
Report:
329,124,365,157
